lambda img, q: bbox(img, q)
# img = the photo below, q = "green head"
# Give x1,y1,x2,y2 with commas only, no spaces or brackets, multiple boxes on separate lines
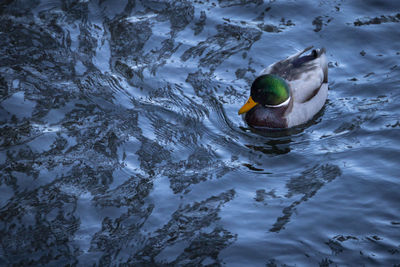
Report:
250,74,290,106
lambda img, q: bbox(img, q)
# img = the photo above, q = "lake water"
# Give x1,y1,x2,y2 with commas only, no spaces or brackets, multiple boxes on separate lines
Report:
1,0,400,266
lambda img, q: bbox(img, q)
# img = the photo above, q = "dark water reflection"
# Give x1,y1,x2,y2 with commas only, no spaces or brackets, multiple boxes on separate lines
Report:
1,0,400,266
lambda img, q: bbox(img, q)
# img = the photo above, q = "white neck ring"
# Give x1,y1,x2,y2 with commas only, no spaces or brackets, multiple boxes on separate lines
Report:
264,96,291,108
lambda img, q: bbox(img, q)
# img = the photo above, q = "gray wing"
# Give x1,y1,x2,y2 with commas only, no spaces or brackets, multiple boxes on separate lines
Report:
261,46,314,79
261,47,328,103
286,83,328,127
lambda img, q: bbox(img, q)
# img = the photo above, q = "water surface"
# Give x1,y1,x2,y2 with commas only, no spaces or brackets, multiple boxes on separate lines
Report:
1,0,400,265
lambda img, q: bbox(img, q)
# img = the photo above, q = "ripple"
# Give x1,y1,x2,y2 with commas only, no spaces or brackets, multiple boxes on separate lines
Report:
1,0,400,265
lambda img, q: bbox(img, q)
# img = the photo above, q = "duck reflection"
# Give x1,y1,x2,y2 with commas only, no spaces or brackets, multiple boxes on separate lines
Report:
240,126,293,156
270,164,342,232
245,137,292,155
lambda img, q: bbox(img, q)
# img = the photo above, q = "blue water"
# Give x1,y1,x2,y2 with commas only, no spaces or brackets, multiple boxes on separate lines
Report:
1,0,400,266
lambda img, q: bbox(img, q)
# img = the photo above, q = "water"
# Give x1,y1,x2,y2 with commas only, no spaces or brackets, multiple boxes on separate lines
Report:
1,0,400,265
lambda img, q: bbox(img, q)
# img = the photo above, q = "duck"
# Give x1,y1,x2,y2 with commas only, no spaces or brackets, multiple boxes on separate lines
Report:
238,46,328,129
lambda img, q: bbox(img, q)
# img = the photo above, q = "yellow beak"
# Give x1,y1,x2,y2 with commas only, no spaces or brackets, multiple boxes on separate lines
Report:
238,96,258,115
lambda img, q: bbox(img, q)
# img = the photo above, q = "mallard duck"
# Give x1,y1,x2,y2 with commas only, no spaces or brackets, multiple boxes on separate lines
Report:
238,46,328,129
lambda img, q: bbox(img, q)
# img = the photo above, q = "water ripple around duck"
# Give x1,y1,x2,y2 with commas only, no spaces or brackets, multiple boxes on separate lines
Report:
1,0,400,266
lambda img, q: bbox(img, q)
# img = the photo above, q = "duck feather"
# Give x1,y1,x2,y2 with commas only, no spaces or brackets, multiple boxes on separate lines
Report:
245,47,328,128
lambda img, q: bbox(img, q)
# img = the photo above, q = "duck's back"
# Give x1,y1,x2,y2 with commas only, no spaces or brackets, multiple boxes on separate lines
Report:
257,47,328,127
263,47,327,102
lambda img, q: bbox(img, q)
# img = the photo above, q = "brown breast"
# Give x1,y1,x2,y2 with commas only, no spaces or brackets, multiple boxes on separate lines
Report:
244,104,290,128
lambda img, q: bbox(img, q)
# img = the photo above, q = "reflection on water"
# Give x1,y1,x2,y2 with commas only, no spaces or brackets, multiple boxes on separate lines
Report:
270,164,342,233
1,0,400,266
245,137,292,155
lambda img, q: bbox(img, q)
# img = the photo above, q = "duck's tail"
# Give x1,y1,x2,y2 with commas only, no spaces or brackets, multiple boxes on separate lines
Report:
291,46,326,60
288,46,314,60
313,47,326,58
318,48,328,83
